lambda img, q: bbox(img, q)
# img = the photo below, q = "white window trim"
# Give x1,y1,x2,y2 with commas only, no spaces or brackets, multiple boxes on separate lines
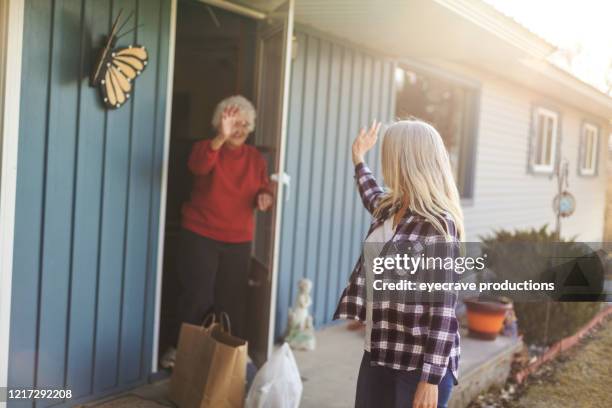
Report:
0,0,25,397
579,122,599,176
532,107,559,173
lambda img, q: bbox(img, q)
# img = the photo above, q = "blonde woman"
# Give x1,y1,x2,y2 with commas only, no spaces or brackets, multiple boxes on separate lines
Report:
334,120,463,408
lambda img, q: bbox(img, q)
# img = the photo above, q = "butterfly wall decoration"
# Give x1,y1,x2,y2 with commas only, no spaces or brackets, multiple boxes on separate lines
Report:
90,9,148,110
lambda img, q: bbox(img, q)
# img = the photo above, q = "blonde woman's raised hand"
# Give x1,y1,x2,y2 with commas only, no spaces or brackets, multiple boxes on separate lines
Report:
352,120,381,165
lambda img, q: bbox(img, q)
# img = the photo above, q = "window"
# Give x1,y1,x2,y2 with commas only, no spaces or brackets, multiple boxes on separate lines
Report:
531,107,559,173
394,66,479,198
579,122,599,176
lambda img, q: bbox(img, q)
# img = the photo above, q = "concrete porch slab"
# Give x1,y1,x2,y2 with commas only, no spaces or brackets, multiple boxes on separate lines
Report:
83,324,521,408
79,381,170,407
292,323,522,408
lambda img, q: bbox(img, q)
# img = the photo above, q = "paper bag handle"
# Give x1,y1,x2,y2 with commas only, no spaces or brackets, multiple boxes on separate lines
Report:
200,313,216,330
219,312,232,334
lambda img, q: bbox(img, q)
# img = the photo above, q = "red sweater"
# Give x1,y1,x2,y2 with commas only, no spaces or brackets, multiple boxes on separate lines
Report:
182,139,271,243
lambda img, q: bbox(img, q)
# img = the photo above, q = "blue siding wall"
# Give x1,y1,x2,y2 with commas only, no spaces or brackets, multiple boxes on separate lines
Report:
9,0,170,405
276,30,395,337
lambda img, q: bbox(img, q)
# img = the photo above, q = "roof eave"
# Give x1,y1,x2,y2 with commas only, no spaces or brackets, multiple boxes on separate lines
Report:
436,0,612,118
433,0,556,58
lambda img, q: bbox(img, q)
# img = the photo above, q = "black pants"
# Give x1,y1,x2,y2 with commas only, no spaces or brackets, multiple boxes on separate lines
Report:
355,352,454,408
171,229,251,345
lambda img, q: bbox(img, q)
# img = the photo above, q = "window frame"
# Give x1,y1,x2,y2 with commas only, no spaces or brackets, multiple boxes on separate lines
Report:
578,121,599,177
393,60,481,200
530,106,560,174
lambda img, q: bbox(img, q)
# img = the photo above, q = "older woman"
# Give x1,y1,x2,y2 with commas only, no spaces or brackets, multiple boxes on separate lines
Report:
163,95,273,368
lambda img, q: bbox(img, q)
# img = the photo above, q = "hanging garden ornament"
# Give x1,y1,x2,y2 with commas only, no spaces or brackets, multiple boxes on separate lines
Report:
552,159,575,219
553,191,576,218
90,9,148,110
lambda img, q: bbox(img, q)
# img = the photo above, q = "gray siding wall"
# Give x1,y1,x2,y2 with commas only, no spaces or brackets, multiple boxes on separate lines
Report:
460,72,609,241
275,29,395,336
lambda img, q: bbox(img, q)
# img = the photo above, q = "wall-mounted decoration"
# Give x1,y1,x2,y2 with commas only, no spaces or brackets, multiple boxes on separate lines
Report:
89,10,148,110
552,159,575,237
553,191,576,218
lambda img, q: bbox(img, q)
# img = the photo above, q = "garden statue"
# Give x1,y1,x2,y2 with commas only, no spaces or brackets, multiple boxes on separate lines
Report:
285,278,316,351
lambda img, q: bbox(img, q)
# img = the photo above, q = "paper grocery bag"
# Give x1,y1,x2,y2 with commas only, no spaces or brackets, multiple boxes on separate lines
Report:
170,318,248,408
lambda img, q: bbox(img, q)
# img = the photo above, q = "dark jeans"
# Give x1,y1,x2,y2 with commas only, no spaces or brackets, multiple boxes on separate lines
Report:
171,228,251,345
355,352,454,408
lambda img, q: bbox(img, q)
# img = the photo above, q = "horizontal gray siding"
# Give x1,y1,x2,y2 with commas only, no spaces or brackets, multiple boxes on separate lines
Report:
276,30,395,337
461,76,608,241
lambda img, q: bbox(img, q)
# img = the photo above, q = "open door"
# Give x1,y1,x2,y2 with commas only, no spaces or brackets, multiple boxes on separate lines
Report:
248,0,294,366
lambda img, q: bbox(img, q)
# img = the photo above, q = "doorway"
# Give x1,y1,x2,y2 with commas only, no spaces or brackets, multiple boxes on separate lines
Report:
157,0,292,368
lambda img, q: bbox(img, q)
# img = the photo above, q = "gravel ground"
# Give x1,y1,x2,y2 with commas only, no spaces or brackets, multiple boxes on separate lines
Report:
469,316,612,408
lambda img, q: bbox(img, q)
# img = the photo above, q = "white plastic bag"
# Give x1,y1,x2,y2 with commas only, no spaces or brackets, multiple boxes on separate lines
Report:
245,343,303,408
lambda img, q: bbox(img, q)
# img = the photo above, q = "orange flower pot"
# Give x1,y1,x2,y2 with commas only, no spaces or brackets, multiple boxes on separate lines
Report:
464,297,512,340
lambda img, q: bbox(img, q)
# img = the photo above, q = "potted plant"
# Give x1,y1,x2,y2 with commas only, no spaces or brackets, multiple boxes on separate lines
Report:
464,295,512,340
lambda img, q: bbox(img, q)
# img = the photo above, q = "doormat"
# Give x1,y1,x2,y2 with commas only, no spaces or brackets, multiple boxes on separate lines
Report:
86,394,173,408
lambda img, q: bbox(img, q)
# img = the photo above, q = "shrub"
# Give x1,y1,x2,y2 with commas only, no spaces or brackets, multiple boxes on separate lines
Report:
512,301,601,345
480,225,602,346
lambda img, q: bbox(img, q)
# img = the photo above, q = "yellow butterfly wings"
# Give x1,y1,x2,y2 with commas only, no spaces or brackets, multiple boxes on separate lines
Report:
99,45,148,109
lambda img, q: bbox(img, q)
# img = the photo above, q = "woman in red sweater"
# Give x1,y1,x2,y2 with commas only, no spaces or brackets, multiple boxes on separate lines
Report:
163,95,273,368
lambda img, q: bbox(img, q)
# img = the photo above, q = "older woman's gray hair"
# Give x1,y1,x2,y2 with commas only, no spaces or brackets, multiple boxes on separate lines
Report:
211,95,257,133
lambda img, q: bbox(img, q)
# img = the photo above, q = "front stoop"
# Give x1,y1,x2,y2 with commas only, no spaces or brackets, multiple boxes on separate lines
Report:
82,326,522,408
448,335,522,408
293,324,522,408
79,381,170,407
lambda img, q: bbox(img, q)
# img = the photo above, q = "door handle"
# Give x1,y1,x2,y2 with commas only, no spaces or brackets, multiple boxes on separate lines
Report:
271,172,291,201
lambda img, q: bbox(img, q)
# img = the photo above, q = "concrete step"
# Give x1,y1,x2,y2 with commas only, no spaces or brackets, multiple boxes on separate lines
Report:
292,323,522,408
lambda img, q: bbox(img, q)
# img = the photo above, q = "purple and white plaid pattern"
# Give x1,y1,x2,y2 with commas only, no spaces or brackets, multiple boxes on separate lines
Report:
334,162,460,385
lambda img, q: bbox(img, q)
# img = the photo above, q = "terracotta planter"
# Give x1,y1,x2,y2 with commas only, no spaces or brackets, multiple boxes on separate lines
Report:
464,296,512,340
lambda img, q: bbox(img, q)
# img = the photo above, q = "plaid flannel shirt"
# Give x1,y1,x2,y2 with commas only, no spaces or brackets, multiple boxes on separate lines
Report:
333,162,460,385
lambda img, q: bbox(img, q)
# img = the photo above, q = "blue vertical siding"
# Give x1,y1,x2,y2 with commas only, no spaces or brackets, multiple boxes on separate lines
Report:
276,30,395,337
9,0,171,405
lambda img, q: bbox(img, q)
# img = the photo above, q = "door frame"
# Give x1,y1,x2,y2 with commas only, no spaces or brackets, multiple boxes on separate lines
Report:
0,0,25,396
151,0,295,370
255,0,295,357
151,0,178,372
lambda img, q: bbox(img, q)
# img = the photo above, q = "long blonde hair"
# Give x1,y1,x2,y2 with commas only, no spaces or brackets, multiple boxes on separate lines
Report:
374,119,465,241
